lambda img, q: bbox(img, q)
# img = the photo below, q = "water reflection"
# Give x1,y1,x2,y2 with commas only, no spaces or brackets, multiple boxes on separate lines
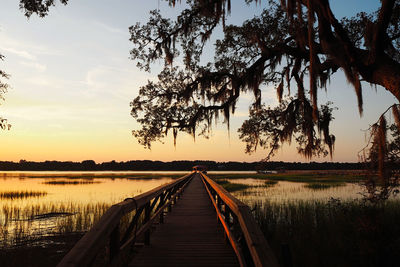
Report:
0,172,180,247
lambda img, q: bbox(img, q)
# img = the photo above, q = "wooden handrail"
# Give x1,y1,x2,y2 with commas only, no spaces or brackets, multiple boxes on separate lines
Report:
200,172,279,267
57,173,194,267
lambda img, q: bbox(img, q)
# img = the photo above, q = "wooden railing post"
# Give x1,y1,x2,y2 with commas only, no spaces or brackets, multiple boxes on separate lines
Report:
199,172,279,267
57,173,193,267
159,192,166,224
168,189,173,212
109,223,120,262
160,209,165,224
144,202,151,245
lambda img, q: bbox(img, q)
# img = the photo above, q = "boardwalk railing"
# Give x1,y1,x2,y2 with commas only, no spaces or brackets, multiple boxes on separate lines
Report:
57,173,194,267
200,172,279,267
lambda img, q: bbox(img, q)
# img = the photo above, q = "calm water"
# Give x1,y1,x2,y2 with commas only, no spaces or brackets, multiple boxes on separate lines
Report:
0,171,183,246
0,171,372,247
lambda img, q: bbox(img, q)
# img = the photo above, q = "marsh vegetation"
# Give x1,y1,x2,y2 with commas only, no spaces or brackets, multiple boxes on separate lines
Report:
209,171,400,267
1,170,398,267
0,191,47,199
0,172,177,250
42,180,101,185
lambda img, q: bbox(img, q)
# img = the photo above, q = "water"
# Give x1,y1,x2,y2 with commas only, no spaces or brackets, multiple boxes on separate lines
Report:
0,171,183,247
0,171,389,247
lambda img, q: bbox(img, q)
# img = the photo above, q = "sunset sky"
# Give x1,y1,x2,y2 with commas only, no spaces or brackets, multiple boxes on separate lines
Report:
0,0,398,163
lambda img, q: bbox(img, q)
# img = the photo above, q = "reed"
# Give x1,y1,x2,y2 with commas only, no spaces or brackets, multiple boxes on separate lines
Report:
0,191,48,200
0,202,112,247
210,172,366,183
215,180,250,192
304,182,345,190
42,180,100,185
264,180,278,187
253,199,400,267
28,173,183,180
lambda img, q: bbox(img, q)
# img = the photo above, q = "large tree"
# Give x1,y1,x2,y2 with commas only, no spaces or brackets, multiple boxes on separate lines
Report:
1,0,68,130
129,0,400,160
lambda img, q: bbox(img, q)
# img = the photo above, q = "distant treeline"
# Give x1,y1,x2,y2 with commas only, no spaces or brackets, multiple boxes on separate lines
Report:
0,160,366,171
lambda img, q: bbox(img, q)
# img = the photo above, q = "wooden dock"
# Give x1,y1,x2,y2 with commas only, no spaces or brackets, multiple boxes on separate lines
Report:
130,174,239,266
58,172,279,267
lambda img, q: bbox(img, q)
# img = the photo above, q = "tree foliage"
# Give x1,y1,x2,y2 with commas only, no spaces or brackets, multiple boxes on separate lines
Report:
238,99,336,160
359,104,400,201
19,0,69,18
130,0,400,159
0,43,11,130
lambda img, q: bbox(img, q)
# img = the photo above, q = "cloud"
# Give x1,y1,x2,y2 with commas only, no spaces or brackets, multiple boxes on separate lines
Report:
92,21,127,36
0,46,36,60
20,61,47,72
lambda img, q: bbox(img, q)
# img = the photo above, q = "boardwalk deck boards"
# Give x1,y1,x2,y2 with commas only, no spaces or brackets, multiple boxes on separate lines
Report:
58,172,278,267
129,174,239,267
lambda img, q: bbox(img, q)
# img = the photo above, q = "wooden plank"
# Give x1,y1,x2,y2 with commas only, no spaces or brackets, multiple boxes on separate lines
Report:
130,174,239,267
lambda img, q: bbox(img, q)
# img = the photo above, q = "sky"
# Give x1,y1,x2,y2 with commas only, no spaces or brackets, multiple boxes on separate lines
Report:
0,0,398,163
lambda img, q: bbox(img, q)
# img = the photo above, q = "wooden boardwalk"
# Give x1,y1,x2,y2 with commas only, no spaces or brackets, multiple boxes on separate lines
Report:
129,174,239,267
58,172,278,267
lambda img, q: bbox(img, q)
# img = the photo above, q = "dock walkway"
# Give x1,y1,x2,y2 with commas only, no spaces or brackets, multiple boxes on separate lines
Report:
58,172,278,267
129,174,239,266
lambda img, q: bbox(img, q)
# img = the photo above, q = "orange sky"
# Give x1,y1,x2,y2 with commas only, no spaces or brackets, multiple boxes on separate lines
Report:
0,0,397,163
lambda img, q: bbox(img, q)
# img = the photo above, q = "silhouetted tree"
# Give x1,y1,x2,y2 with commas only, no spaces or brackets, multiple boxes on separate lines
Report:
129,0,400,160
0,54,10,130
359,106,400,201
19,0,69,18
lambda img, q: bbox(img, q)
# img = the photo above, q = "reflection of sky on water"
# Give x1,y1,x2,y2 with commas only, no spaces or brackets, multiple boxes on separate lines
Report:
0,172,175,207
0,171,180,246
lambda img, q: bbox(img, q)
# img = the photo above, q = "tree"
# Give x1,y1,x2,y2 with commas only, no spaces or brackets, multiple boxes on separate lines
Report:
0,54,10,130
1,0,69,130
129,0,400,160
359,105,400,201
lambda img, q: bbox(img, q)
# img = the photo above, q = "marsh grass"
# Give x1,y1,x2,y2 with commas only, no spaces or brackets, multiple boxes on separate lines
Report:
28,173,183,180
264,180,278,187
304,182,346,190
43,180,101,185
210,171,367,184
215,180,250,192
0,202,112,247
253,200,400,267
0,191,48,200
0,196,162,248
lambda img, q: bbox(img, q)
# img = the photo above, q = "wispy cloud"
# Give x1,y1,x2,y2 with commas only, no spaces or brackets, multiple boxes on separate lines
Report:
20,61,47,72
0,46,36,60
92,21,127,36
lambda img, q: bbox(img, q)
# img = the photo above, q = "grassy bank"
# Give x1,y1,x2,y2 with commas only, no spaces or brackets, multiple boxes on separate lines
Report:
0,191,48,200
215,180,250,192
27,173,185,180
210,171,367,183
254,200,400,267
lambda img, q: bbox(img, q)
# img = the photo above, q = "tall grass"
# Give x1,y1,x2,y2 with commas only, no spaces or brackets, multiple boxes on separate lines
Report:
210,172,366,183
0,191,47,200
253,199,400,267
43,180,100,185
215,180,250,192
304,182,345,190
0,202,111,247
264,180,278,187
